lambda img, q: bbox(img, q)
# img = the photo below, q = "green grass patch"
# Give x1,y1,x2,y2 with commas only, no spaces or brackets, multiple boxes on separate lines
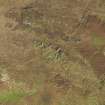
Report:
0,89,35,103
91,32,105,49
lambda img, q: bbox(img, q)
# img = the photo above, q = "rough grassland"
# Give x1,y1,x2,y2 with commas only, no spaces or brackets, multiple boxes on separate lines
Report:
0,0,105,105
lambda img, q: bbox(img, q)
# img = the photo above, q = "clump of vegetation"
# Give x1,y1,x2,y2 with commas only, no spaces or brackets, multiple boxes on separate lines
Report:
33,39,65,62
43,47,64,61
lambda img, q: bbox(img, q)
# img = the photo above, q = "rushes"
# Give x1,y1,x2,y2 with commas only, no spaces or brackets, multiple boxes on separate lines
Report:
33,40,64,61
